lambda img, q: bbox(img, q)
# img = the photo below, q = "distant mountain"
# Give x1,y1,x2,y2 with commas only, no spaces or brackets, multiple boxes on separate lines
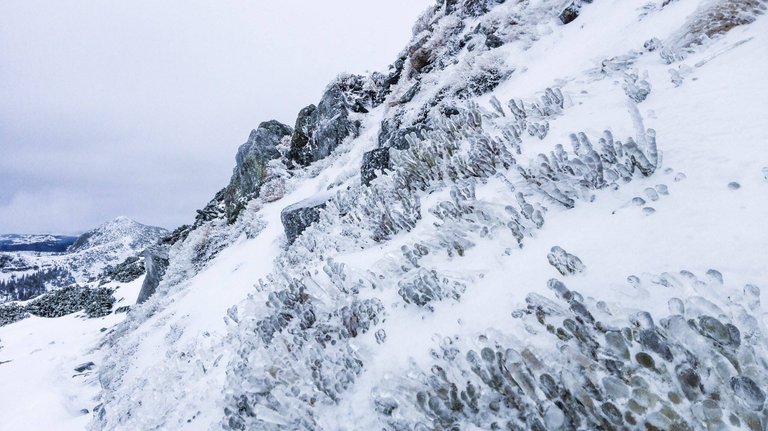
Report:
68,216,167,254
3,0,768,429
0,217,168,303
0,234,77,253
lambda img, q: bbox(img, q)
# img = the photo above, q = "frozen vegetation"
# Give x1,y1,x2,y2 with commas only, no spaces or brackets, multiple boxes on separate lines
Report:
1,0,768,430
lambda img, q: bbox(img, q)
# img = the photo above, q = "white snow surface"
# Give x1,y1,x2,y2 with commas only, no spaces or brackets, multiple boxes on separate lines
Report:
0,277,143,431
0,0,767,429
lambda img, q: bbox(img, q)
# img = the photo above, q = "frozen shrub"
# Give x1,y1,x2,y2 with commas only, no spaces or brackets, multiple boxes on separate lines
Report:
547,246,586,275
377,271,768,430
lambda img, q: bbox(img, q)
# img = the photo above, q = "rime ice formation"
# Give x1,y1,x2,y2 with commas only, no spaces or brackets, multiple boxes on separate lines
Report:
2,1,768,430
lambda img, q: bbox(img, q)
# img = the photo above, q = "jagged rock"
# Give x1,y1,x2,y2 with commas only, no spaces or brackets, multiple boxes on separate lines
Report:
289,104,316,165
281,195,331,244
230,120,293,198
485,32,504,49
559,2,581,24
136,245,169,304
442,0,506,17
547,246,586,275
74,361,96,373
361,147,392,186
288,75,388,166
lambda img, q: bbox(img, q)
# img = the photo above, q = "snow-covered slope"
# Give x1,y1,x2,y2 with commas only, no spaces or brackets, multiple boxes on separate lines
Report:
2,0,768,430
0,217,167,294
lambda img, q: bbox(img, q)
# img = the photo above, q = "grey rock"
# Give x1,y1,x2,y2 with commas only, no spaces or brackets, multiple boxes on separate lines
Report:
289,75,387,166
485,32,504,49
230,120,293,198
361,147,391,186
559,2,581,24
136,245,169,304
281,195,331,244
74,361,95,373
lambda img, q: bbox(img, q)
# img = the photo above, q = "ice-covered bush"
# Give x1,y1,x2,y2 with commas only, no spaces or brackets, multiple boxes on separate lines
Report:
375,271,768,430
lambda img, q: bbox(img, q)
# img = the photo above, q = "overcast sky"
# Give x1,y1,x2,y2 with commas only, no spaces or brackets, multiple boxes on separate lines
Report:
0,0,432,234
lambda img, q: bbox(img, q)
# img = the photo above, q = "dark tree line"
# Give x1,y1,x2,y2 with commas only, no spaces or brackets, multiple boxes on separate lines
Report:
0,267,75,302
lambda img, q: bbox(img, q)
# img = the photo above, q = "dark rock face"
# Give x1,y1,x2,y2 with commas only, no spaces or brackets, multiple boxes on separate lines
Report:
136,245,169,304
289,105,317,166
280,196,330,244
230,120,293,198
462,0,506,17
361,148,392,186
559,2,581,24
289,83,360,166
288,74,395,167
74,361,96,373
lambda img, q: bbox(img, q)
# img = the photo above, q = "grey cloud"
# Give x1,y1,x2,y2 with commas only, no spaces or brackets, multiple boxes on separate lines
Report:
0,0,432,233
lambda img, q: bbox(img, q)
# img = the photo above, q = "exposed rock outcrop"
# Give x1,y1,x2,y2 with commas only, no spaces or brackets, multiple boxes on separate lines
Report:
280,195,331,244
136,245,169,304
230,120,293,198
361,147,392,186
288,83,361,166
288,74,395,167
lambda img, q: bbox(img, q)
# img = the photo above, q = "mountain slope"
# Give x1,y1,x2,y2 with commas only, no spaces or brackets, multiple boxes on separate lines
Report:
3,0,767,429
89,1,768,429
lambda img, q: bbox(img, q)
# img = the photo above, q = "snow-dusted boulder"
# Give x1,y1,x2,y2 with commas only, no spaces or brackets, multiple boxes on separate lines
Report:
289,85,359,166
361,147,391,186
280,195,331,244
136,245,169,304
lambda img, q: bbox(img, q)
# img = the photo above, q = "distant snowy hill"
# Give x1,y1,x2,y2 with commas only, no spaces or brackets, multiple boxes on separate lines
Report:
0,234,77,252
2,0,768,430
0,217,167,303
67,216,167,254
